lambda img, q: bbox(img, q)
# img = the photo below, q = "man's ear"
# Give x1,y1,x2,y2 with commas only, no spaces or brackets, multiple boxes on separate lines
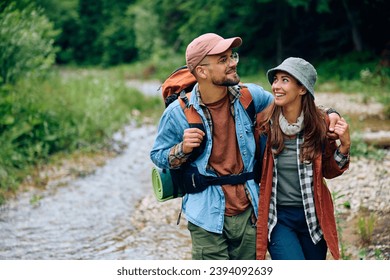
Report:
195,66,207,79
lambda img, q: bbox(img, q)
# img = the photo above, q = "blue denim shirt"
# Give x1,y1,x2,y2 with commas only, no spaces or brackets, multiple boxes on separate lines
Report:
150,83,273,233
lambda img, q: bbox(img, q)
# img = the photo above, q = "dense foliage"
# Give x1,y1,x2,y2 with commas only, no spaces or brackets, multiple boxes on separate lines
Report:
0,2,58,84
2,0,388,72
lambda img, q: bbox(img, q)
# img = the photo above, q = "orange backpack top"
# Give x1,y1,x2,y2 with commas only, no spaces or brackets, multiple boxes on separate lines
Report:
161,65,197,108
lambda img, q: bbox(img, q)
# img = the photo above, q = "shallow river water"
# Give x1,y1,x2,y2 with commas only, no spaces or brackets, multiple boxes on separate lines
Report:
0,124,189,260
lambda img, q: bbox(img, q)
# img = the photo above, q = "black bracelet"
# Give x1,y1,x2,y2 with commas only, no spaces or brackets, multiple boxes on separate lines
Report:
326,108,341,117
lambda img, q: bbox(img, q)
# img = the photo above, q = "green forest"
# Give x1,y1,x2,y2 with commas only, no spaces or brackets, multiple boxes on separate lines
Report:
1,0,389,75
0,0,389,203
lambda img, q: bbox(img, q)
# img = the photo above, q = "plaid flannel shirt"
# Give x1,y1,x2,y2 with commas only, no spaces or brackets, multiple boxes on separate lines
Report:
267,132,349,244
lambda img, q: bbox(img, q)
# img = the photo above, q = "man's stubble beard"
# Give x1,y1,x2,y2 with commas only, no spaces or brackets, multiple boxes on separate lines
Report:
212,72,240,87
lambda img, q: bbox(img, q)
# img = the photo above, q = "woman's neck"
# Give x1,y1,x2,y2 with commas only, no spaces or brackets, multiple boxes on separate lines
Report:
282,105,302,123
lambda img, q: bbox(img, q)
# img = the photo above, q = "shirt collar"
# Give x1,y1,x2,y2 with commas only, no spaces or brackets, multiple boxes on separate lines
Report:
196,85,241,106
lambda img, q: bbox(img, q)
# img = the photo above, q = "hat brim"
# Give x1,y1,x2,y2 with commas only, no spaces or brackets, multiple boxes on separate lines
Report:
266,68,278,85
266,66,315,98
267,66,305,87
208,37,242,55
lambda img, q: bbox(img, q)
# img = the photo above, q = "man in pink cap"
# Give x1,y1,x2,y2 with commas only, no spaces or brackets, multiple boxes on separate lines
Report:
151,33,274,259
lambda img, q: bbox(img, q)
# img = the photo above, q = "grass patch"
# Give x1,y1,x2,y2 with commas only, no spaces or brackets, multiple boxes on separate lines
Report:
0,66,162,203
357,212,376,246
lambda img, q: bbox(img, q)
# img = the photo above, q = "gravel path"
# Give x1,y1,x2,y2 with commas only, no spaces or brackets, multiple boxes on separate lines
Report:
314,92,385,118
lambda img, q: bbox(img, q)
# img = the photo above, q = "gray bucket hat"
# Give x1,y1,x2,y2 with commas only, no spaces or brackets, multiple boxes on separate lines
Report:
266,57,317,98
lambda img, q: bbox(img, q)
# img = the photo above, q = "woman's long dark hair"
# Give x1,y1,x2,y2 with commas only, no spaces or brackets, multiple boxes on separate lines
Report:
269,93,327,162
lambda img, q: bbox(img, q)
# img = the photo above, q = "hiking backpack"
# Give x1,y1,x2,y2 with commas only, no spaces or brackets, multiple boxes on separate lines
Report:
154,65,266,199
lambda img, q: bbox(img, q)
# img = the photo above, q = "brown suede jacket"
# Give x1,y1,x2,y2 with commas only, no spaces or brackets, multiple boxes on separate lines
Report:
256,123,350,260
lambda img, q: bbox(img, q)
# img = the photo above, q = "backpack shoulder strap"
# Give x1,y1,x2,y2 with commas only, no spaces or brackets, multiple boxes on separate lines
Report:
177,91,205,162
178,91,203,129
239,86,256,124
239,85,269,183
239,86,253,109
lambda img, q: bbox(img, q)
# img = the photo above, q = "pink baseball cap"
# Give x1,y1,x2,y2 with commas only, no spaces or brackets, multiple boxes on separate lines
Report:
185,33,242,72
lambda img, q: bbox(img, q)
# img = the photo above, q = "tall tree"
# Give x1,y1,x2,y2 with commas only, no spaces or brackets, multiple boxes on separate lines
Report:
341,0,363,52
25,0,390,71
74,0,104,64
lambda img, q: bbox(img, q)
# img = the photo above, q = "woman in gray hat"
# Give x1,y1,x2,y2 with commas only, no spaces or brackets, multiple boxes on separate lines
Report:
255,57,351,260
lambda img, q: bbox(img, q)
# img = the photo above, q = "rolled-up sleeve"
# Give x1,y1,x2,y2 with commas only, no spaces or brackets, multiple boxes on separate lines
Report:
334,148,350,169
168,142,190,168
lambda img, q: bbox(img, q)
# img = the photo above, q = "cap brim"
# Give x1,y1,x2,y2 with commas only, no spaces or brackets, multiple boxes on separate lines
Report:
208,37,242,55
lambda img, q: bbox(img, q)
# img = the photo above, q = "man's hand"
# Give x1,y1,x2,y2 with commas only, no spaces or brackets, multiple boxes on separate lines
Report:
182,128,205,154
334,117,351,154
327,112,341,139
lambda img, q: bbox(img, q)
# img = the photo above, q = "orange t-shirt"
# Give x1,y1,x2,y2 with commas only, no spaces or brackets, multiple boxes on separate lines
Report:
205,94,250,216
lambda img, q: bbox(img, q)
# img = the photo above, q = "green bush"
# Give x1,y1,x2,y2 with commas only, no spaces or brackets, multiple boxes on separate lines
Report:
0,2,59,85
316,52,378,81
101,16,138,66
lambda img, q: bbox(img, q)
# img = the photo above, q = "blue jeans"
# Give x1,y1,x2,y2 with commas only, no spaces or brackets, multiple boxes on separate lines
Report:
268,205,327,260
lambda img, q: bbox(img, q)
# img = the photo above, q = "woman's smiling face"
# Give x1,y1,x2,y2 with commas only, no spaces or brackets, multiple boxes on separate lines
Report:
271,71,307,108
